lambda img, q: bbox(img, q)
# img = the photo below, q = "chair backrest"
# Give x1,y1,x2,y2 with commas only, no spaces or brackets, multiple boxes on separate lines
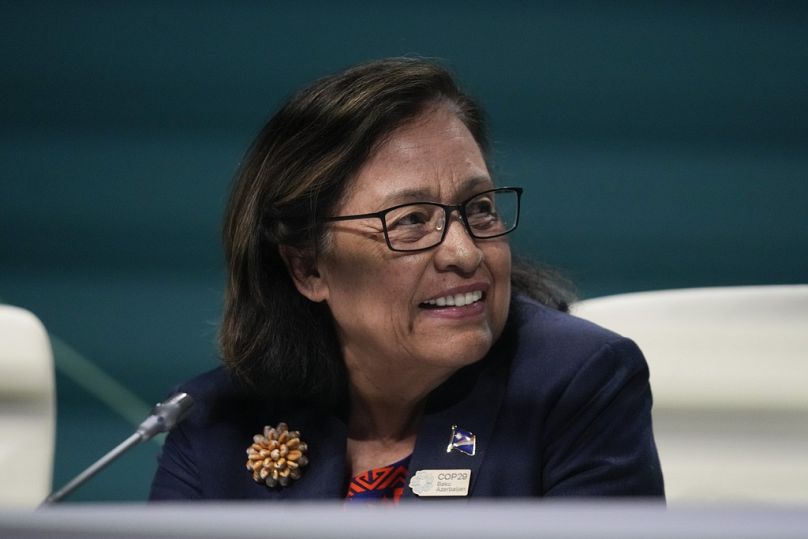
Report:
0,305,55,508
572,285,808,505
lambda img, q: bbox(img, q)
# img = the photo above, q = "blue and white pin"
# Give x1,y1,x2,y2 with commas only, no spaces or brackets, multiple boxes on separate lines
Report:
446,424,476,456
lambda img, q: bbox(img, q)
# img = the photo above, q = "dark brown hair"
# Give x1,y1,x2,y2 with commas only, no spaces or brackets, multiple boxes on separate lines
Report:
220,57,573,406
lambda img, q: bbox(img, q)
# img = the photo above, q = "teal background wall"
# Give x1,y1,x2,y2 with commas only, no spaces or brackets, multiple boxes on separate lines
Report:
1,1,806,501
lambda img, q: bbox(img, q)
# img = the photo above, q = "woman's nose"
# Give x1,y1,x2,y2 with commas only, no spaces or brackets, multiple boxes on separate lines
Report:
432,212,483,274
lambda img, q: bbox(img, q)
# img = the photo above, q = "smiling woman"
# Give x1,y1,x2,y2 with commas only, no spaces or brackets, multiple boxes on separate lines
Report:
149,58,664,501
296,107,514,420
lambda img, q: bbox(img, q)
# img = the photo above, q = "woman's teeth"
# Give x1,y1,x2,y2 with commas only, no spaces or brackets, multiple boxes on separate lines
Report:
422,290,483,308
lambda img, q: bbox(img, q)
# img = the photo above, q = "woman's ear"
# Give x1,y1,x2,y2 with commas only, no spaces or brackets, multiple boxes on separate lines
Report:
278,245,329,303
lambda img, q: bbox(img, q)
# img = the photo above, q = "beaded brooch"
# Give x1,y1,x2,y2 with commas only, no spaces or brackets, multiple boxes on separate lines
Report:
246,422,309,487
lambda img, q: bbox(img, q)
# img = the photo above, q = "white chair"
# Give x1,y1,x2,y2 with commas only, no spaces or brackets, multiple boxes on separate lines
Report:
572,285,808,505
0,305,55,508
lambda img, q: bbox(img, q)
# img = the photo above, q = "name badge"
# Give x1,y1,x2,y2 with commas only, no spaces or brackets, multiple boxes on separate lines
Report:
409,469,471,497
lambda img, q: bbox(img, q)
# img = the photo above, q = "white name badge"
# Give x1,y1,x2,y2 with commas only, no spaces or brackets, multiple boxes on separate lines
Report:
409,469,471,497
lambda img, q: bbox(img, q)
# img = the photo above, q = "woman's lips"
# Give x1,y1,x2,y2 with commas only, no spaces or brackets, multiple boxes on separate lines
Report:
420,290,484,308
419,282,490,309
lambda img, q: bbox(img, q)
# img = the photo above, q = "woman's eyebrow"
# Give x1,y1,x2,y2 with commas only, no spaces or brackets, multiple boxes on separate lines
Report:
378,177,493,206
458,176,495,195
378,187,433,206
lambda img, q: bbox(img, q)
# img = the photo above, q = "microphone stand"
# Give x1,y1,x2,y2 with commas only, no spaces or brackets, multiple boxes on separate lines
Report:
43,392,194,505
44,432,143,504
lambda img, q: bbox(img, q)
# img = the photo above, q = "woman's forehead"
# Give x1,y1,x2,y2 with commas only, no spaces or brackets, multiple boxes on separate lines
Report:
340,109,491,211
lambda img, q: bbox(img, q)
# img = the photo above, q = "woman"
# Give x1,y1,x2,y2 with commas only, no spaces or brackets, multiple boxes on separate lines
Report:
150,58,664,501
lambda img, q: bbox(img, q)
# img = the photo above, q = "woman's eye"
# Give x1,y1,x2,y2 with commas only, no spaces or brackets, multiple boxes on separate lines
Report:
467,199,494,215
390,209,430,227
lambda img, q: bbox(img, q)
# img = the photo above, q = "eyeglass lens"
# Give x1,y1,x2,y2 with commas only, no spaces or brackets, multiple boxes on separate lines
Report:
384,189,519,251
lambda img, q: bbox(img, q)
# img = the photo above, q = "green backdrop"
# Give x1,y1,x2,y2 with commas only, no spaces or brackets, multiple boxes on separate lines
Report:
1,1,806,501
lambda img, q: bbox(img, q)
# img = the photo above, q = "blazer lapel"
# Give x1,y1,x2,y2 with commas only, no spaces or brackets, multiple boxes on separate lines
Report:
401,335,513,500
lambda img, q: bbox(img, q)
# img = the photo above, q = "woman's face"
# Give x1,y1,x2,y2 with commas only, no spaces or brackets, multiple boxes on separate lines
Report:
301,105,511,385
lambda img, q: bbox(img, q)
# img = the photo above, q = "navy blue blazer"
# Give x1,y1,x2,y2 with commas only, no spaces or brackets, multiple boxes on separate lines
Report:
150,296,664,500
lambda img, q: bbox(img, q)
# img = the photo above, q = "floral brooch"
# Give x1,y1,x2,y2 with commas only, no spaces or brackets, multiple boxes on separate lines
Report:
246,422,309,487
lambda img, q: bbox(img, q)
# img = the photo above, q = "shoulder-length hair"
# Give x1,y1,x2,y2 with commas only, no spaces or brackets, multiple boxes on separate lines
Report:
220,57,574,406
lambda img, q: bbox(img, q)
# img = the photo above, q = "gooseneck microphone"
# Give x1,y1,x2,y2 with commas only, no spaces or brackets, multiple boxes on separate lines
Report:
44,392,194,504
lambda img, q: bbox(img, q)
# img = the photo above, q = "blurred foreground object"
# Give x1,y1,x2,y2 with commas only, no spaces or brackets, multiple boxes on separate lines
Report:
2,502,808,538
0,305,55,508
573,285,808,505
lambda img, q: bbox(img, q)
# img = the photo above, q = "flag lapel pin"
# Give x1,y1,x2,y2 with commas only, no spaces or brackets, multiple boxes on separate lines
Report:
446,424,476,456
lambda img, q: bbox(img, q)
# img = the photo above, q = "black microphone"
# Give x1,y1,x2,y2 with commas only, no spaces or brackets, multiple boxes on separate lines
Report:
44,392,194,504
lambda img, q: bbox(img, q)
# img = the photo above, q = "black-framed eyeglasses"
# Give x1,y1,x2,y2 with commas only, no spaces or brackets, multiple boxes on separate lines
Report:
325,187,523,252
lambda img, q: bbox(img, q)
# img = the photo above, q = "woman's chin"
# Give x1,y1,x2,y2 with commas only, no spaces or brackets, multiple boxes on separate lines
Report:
413,330,494,370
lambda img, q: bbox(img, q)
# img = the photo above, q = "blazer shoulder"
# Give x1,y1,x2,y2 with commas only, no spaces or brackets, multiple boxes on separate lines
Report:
175,366,235,398
169,367,265,429
511,295,637,351
507,295,649,385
